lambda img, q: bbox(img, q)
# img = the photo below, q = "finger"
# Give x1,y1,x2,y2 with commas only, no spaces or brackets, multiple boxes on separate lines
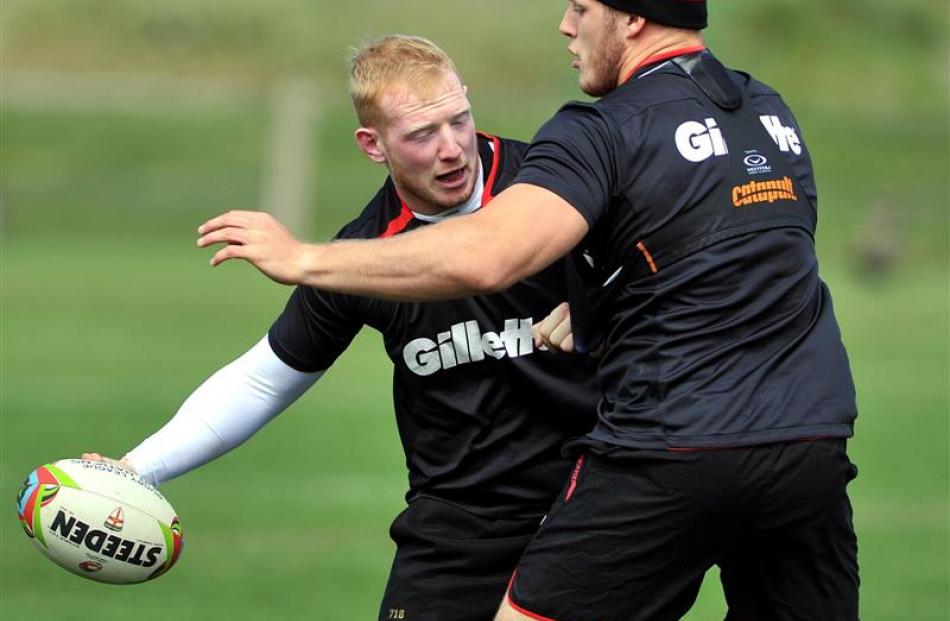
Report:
210,244,248,267
549,317,573,351
81,453,131,471
562,333,574,353
537,305,569,343
533,323,546,348
536,302,569,341
534,320,554,349
197,210,257,235
197,212,237,235
535,332,553,352
197,227,248,248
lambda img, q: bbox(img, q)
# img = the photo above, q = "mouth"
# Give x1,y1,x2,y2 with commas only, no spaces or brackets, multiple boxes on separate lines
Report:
568,50,580,69
435,166,468,189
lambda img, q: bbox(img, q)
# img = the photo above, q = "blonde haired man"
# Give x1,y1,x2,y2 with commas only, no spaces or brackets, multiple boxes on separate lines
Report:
87,35,598,620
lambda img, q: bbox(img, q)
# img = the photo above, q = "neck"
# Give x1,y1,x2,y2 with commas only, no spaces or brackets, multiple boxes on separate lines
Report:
617,27,705,84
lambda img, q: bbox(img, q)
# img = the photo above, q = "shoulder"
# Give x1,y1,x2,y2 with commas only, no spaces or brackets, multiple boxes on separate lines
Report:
743,72,787,104
494,134,529,157
716,62,792,111
595,68,700,124
333,178,405,240
479,132,528,166
535,101,614,140
740,72,803,129
525,102,618,166
478,132,531,196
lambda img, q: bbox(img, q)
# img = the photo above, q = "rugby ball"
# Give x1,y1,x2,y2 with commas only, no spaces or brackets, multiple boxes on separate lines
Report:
16,459,183,584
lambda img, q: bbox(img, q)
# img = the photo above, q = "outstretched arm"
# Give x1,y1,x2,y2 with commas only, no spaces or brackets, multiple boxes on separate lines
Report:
86,337,321,486
197,183,590,301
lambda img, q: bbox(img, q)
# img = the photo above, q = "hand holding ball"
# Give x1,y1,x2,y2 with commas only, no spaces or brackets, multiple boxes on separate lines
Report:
16,459,183,584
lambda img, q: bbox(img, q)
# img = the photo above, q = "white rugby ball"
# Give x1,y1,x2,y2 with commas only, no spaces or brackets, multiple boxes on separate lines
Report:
16,459,183,584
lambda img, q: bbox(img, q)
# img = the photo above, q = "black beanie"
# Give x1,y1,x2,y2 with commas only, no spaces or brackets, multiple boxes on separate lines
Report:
597,0,708,30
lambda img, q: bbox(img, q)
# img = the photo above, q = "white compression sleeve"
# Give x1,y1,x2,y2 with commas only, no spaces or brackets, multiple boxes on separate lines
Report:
125,336,322,486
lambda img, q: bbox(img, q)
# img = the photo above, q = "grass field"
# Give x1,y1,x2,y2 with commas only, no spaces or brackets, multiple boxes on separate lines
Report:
2,1,948,619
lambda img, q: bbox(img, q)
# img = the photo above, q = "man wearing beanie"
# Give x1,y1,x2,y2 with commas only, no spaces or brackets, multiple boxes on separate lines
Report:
197,2,860,619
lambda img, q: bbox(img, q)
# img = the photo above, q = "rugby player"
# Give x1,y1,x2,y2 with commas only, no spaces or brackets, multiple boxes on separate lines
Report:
85,35,598,621
197,2,861,620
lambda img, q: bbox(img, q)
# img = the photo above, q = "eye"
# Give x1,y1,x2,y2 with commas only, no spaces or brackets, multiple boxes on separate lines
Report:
408,129,434,142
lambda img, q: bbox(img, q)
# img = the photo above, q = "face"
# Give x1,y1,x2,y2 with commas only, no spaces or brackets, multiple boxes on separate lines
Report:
358,71,479,215
560,0,627,97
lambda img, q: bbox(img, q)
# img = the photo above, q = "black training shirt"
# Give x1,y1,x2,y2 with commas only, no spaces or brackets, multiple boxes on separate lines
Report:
516,51,857,449
270,133,599,519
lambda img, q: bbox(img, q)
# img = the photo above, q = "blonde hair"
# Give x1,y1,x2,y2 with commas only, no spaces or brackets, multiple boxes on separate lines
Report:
349,35,462,128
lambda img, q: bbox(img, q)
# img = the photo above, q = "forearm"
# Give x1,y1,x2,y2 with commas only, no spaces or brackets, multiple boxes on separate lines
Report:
299,214,507,300
125,337,321,486
296,184,590,300
198,184,589,300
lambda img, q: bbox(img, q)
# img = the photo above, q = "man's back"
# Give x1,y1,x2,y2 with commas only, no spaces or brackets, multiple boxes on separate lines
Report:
515,52,856,448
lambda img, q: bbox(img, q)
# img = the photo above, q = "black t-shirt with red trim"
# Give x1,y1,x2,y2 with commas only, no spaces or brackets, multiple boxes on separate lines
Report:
269,133,599,519
515,50,857,450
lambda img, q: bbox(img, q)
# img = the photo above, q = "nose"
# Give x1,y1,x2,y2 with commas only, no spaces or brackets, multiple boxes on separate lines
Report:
437,126,463,161
559,7,575,38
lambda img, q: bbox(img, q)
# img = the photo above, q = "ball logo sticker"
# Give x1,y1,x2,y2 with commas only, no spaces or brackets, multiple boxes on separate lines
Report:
675,118,728,162
79,560,103,573
104,507,125,532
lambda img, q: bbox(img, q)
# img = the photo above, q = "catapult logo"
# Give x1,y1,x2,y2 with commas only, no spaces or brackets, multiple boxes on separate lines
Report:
403,318,537,376
732,176,798,208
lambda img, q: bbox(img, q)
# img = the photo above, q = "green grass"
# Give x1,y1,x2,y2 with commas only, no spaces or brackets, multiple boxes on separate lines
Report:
3,239,946,620
1,236,406,620
2,1,948,619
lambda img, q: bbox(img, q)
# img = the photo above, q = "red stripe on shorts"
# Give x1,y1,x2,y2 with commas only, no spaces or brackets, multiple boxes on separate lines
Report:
565,453,586,502
507,573,563,621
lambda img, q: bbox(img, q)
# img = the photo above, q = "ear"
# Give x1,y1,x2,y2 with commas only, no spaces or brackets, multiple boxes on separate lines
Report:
624,13,647,39
355,127,387,164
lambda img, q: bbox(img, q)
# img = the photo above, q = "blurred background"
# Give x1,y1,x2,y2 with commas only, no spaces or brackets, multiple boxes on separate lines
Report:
2,1,947,619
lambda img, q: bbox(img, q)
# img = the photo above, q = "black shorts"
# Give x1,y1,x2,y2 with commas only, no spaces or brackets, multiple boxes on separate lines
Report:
378,497,541,621
508,439,859,621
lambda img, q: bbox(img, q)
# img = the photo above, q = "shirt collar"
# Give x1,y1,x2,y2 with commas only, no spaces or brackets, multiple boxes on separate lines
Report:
620,45,707,84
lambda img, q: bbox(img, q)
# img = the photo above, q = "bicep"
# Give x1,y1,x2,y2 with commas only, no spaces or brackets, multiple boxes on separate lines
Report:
465,183,589,288
269,286,364,372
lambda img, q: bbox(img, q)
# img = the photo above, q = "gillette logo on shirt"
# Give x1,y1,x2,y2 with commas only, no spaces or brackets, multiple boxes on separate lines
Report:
402,318,539,376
